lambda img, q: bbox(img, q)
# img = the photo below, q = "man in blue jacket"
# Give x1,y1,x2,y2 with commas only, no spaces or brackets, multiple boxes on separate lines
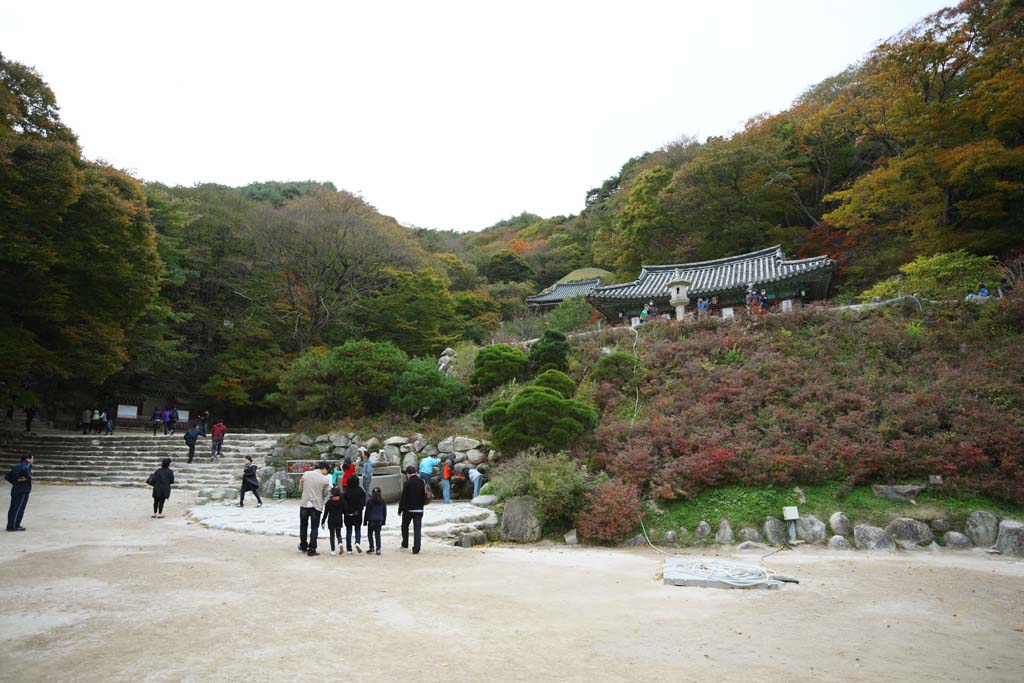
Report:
5,455,33,531
183,424,202,464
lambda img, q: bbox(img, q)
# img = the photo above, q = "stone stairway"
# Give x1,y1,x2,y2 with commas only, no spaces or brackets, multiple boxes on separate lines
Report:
0,432,289,492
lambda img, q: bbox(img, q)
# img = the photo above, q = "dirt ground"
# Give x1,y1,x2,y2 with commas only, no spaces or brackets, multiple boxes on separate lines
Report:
1,484,1022,683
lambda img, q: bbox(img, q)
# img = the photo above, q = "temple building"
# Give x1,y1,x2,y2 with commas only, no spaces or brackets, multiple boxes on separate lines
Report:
526,277,604,312
587,245,834,321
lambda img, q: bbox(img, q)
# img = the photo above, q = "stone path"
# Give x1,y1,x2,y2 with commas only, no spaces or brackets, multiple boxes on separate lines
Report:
186,499,497,543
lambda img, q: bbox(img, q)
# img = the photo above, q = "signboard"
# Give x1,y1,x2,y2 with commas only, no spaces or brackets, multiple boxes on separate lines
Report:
177,410,190,423
117,404,138,419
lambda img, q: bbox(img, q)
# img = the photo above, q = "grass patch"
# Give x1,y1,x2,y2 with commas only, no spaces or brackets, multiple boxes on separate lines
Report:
648,483,1024,537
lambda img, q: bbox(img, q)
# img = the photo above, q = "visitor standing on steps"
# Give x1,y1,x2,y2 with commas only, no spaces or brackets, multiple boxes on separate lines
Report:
81,408,92,435
150,407,161,436
297,461,330,556
238,456,262,507
199,410,210,437
359,448,373,496
398,465,426,554
210,420,226,459
147,458,174,518
343,475,366,554
161,408,171,435
183,423,202,464
23,406,36,433
320,486,346,556
5,455,33,531
168,408,179,436
364,486,386,555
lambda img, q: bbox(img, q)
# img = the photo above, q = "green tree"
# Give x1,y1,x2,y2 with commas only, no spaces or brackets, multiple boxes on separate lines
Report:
482,385,597,454
532,369,575,399
469,344,529,393
859,250,998,301
545,296,595,333
484,250,535,283
360,269,459,358
390,358,471,418
528,329,570,373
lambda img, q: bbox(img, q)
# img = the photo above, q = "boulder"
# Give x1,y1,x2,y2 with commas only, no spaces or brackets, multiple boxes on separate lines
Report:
943,531,972,549
737,528,763,543
695,521,712,541
421,444,439,457
315,443,332,454
453,436,482,451
330,434,349,449
735,541,767,551
564,528,579,545
715,519,734,544
829,512,852,537
454,453,467,464
763,516,787,545
854,524,895,551
259,470,292,498
343,445,360,460
995,520,1024,557
871,484,926,502
828,535,851,550
622,535,646,547
663,530,677,544
796,515,827,544
438,438,455,453
401,451,418,470
369,452,388,466
314,434,330,444
399,443,414,453
298,433,314,446
210,489,225,501
456,530,488,548
364,437,381,451
885,518,934,548
382,444,402,463
471,495,497,508
677,527,689,540
466,449,486,465
285,445,312,459
930,519,951,533
256,466,276,484
500,496,542,543
965,510,999,547
383,436,409,446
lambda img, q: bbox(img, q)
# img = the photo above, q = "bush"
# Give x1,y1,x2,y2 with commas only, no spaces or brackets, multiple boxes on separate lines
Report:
271,340,408,419
390,358,471,418
532,369,576,399
591,352,642,388
528,328,570,373
860,250,997,302
491,453,594,532
469,343,529,393
545,296,596,333
483,385,597,454
575,480,643,543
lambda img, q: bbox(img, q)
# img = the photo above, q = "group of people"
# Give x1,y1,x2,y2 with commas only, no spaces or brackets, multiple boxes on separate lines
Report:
694,295,719,319
180,417,226,463
80,407,117,435
745,287,772,314
297,461,388,556
638,301,660,322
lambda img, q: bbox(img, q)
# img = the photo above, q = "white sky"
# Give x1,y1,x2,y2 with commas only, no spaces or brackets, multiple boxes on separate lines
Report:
2,0,950,231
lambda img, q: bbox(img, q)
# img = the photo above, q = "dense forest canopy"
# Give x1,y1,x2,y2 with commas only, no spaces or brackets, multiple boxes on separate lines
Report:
1,0,1021,422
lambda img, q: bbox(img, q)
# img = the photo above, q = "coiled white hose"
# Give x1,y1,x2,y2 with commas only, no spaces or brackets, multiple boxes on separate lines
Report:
662,556,773,588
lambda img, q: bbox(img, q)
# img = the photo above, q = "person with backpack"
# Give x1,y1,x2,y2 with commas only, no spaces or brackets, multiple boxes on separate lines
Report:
183,423,202,464
364,486,387,555
238,456,262,507
147,458,174,518
343,475,366,554
398,465,428,554
320,486,346,556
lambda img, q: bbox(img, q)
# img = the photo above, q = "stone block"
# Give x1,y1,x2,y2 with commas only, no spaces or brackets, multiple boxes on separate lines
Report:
829,511,852,536
828,535,851,550
796,515,827,543
854,524,895,551
466,449,486,465
943,531,971,549
500,496,542,543
871,484,926,502
453,436,481,451
966,510,999,547
715,519,734,544
995,519,1024,557
564,528,579,545
383,436,409,446
763,516,786,545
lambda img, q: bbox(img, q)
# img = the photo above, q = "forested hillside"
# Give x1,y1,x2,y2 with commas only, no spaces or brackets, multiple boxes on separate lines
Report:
1,0,1021,428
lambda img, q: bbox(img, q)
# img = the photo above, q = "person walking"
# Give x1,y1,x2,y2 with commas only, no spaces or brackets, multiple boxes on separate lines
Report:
199,410,210,437
418,453,440,488
147,458,174,518
168,408,179,436
5,455,33,531
238,456,262,507
398,465,427,554
91,408,101,434
99,409,110,435
81,408,92,435
161,408,171,435
183,423,201,464
210,420,227,460
364,486,387,556
297,461,330,556
320,486,346,556
150,407,161,436
343,476,366,554
24,406,36,433
360,448,373,497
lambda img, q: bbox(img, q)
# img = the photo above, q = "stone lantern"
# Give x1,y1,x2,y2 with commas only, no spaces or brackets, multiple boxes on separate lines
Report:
665,273,690,321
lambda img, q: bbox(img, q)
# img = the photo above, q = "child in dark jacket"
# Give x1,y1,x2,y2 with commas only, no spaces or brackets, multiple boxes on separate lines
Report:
343,477,366,553
364,487,387,556
320,486,346,556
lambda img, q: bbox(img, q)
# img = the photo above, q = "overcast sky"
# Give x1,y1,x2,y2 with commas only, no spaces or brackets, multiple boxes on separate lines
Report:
2,0,951,231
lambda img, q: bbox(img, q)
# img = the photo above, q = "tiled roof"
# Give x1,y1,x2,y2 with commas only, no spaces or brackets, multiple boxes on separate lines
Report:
588,246,833,301
527,278,603,304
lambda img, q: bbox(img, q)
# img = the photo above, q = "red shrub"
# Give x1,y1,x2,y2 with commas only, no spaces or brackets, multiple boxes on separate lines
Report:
575,480,643,544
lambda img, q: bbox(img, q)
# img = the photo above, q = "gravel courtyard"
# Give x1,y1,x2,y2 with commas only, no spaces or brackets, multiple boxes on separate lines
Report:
1,483,1022,683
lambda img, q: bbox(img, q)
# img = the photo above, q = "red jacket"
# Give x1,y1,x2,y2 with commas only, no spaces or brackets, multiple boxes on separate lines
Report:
341,463,356,487
211,423,227,437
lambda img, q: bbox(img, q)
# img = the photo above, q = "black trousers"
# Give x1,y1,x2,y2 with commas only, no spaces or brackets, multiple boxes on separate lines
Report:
327,525,343,552
186,442,196,463
367,521,383,551
7,491,29,530
239,485,262,506
401,511,423,553
345,512,362,549
299,507,321,551
153,497,166,515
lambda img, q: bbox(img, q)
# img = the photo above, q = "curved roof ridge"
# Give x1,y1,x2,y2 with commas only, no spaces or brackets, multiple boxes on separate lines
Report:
639,245,783,273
